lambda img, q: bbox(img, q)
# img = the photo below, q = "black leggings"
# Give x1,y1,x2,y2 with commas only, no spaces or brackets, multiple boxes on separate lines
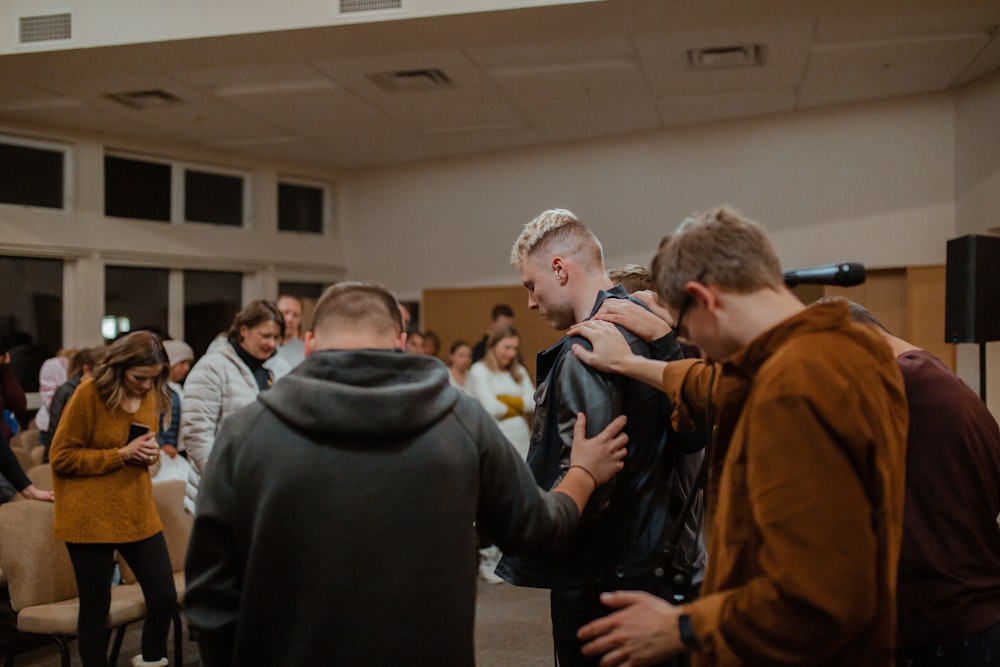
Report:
66,533,176,667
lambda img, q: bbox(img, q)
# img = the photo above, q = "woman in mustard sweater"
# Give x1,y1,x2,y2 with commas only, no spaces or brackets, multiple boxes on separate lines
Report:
50,331,176,667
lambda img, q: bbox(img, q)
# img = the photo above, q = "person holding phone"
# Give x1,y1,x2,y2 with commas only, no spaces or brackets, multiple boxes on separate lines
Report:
49,331,177,667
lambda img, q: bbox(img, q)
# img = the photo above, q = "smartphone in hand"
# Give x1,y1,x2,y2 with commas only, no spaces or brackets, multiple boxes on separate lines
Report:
128,422,150,443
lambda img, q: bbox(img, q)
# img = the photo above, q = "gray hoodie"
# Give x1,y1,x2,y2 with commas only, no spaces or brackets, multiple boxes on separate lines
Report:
185,349,580,667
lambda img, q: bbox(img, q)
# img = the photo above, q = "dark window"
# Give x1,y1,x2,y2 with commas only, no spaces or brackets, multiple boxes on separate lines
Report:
0,142,64,209
278,281,327,299
278,183,324,233
184,270,242,358
104,266,169,341
184,169,243,226
104,155,171,221
0,256,63,393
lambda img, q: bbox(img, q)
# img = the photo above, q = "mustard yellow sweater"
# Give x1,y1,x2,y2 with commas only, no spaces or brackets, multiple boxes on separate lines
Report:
49,378,163,543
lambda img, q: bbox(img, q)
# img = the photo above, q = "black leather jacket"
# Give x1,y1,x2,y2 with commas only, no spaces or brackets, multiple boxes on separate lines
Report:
497,286,703,589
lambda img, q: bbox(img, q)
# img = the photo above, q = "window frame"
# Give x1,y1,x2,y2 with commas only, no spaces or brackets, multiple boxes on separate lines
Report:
276,176,333,236
0,133,73,211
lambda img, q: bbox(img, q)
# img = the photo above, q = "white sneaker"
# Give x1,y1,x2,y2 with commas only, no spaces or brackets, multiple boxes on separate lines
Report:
479,567,505,585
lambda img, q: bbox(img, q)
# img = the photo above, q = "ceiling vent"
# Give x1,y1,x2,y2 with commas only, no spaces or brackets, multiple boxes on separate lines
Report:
367,68,453,92
19,13,72,44
340,0,402,13
688,44,765,70
105,89,184,110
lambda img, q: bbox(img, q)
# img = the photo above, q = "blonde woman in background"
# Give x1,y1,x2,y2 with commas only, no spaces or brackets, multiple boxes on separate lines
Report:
466,325,535,460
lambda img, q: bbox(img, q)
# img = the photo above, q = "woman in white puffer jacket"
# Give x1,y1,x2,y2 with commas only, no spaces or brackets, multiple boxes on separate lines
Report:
182,301,290,513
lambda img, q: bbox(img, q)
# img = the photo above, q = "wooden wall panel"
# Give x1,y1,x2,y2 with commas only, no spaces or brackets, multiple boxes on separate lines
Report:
793,265,954,371
422,285,561,381
907,265,956,368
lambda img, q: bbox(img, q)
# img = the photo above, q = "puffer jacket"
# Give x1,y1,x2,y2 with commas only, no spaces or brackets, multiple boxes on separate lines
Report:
182,338,289,513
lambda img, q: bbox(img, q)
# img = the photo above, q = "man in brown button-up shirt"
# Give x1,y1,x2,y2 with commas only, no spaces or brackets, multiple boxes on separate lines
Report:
568,206,908,666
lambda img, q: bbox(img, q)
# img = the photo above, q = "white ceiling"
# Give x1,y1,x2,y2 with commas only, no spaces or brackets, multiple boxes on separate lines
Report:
1,0,998,173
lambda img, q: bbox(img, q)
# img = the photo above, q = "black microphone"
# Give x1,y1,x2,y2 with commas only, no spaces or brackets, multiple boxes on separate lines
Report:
783,262,866,288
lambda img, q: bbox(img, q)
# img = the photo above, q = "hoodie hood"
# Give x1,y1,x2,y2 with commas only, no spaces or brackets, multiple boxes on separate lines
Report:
258,349,459,440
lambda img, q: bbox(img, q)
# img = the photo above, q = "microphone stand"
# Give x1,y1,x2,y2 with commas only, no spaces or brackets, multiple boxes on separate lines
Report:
980,341,987,403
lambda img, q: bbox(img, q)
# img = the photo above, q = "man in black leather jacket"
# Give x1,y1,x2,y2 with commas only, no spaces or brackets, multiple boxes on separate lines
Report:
496,209,702,666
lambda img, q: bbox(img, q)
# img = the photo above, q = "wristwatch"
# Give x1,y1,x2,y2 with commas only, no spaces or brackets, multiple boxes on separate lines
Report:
678,613,697,648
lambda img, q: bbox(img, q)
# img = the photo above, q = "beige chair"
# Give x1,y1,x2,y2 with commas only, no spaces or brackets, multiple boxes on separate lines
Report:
8,430,40,457
28,445,44,468
25,464,52,492
0,500,147,666
119,479,191,667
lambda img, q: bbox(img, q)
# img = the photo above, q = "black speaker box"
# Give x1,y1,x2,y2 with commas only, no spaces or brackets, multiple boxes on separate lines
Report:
945,234,1000,343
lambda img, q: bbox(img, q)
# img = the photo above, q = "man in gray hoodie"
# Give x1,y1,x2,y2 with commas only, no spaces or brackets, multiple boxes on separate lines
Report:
184,281,629,667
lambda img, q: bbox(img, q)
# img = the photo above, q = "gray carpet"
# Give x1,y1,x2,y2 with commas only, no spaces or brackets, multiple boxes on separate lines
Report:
9,581,554,666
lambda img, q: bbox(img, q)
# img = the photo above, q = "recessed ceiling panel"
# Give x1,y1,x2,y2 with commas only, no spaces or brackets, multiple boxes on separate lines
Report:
465,35,634,68
816,4,1000,42
489,59,660,141
313,50,524,132
800,32,991,108
634,21,814,96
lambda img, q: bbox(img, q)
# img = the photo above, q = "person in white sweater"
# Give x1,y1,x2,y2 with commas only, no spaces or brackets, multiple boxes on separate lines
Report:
466,325,536,584
466,325,535,460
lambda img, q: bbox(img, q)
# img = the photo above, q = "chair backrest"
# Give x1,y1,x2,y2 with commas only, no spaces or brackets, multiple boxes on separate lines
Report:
25,464,53,491
9,429,40,456
29,445,44,467
0,500,78,611
119,479,191,584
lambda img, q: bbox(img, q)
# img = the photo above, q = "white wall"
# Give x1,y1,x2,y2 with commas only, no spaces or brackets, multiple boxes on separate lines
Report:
955,70,1000,417
342,92,957,299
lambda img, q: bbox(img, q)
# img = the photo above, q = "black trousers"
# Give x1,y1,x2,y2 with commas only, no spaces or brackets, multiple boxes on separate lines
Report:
897,621,1000,667
551,582,686,667
66,532,176,667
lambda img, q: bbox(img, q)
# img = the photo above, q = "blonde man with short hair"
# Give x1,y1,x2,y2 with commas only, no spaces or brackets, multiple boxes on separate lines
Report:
499,209,701,667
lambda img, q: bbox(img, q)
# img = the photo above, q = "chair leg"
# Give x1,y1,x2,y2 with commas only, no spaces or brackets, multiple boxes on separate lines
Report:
173,609,183,667
52,635,71,667
108,623,128,667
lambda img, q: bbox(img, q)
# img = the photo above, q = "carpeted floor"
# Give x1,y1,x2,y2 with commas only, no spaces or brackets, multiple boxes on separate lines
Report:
6,580,554,666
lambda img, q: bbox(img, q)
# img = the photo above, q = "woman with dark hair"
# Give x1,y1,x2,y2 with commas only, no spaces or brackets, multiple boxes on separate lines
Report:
446,340,473,394
44,346,105,462
181,300,289,513
49,331,176,667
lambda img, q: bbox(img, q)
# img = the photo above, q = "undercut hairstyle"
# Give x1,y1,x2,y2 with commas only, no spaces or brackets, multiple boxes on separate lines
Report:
227,300,286,345
510,208,604,269
818,297,891,333
311,281,403,337
607,264,652,294
651,206,784,310
491,304,514,321
92,331,171,419
483,325,524,384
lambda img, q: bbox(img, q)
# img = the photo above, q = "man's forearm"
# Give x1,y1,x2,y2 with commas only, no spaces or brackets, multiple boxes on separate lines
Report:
618,354,669,392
